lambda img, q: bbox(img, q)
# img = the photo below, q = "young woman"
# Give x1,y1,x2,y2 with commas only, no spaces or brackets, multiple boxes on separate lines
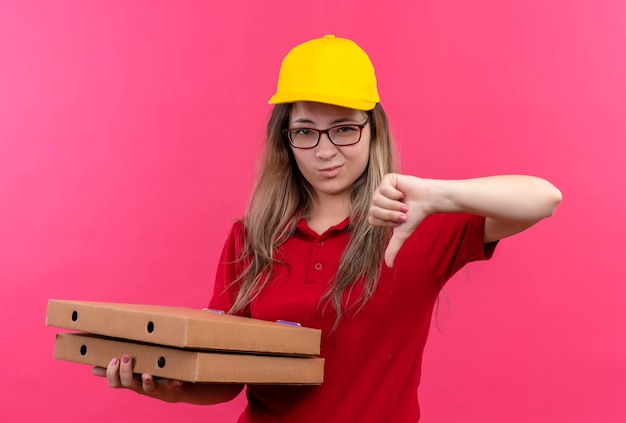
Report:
95,35,562,422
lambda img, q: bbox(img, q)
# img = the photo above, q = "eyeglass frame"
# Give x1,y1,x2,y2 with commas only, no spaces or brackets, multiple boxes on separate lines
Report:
282,115,371,149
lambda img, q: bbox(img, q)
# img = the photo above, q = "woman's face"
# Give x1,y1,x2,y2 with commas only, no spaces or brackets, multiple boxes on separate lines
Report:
287,101,371,202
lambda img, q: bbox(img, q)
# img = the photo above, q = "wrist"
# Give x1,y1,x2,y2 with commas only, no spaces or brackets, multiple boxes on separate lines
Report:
424,178,457,214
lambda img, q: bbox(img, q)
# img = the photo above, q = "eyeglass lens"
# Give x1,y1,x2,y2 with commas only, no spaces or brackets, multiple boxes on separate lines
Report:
289,124,363,148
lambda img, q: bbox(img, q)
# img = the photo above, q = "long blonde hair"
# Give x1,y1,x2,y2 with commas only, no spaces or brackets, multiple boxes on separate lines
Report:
227,103,398,327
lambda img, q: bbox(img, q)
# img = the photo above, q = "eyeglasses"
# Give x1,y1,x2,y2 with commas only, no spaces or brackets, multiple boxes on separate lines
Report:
283,116,371,149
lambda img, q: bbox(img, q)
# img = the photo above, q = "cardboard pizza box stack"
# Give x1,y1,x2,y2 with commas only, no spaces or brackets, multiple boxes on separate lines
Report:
46,299,324,384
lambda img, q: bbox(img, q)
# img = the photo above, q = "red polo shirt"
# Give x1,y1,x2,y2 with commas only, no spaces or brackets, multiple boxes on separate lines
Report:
209,213,496,422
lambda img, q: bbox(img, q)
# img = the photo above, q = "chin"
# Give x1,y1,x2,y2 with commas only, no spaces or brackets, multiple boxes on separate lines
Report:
314,185,351,197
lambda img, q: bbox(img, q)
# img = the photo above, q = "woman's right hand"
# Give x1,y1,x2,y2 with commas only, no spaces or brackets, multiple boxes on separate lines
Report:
92,355,245,405
92,355,184,403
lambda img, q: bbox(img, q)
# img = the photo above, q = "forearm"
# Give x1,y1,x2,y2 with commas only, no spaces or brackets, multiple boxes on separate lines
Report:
429,175,562,223
178,382,244,405
369,173,562,265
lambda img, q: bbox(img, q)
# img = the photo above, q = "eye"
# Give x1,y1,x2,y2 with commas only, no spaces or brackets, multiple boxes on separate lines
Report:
332,125,360,138
292,128,316,137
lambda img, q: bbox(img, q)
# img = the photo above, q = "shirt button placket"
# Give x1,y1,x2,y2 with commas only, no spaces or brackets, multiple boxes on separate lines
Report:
308,235,327,283
315,237,325,271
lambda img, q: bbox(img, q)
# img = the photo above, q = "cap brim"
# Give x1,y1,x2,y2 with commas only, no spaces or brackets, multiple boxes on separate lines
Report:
268,92,378,111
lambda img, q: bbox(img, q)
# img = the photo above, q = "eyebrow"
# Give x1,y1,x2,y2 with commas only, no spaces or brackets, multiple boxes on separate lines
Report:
291,116,362,126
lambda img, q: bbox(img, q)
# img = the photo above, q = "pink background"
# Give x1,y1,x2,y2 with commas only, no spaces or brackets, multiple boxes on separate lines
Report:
1,1,624,421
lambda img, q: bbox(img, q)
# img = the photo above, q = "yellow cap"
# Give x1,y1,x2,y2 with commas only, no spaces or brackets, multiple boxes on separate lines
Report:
268,35,380,111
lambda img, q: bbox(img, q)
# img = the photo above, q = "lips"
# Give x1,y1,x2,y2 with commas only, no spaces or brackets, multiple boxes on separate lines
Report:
318,165,343,178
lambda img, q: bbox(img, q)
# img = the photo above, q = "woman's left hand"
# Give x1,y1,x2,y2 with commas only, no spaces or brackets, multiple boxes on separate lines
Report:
369,173,434,267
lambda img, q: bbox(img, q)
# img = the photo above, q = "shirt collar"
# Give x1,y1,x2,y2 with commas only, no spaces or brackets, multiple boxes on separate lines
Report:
296,216,350,239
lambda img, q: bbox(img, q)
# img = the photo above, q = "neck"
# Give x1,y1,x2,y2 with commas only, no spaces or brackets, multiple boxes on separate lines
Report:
307,193,351,234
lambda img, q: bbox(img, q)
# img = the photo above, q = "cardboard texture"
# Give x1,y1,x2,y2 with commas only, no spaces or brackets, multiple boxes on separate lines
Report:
54,333,324,384
46,299,321,356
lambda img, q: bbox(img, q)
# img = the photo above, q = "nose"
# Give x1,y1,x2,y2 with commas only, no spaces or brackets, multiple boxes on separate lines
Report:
315,133,338,159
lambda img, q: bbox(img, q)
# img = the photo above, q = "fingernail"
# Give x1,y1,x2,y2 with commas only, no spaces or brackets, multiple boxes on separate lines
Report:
111,358,118,366
397,214,407,222
122,355,130,364
400,205,408,212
